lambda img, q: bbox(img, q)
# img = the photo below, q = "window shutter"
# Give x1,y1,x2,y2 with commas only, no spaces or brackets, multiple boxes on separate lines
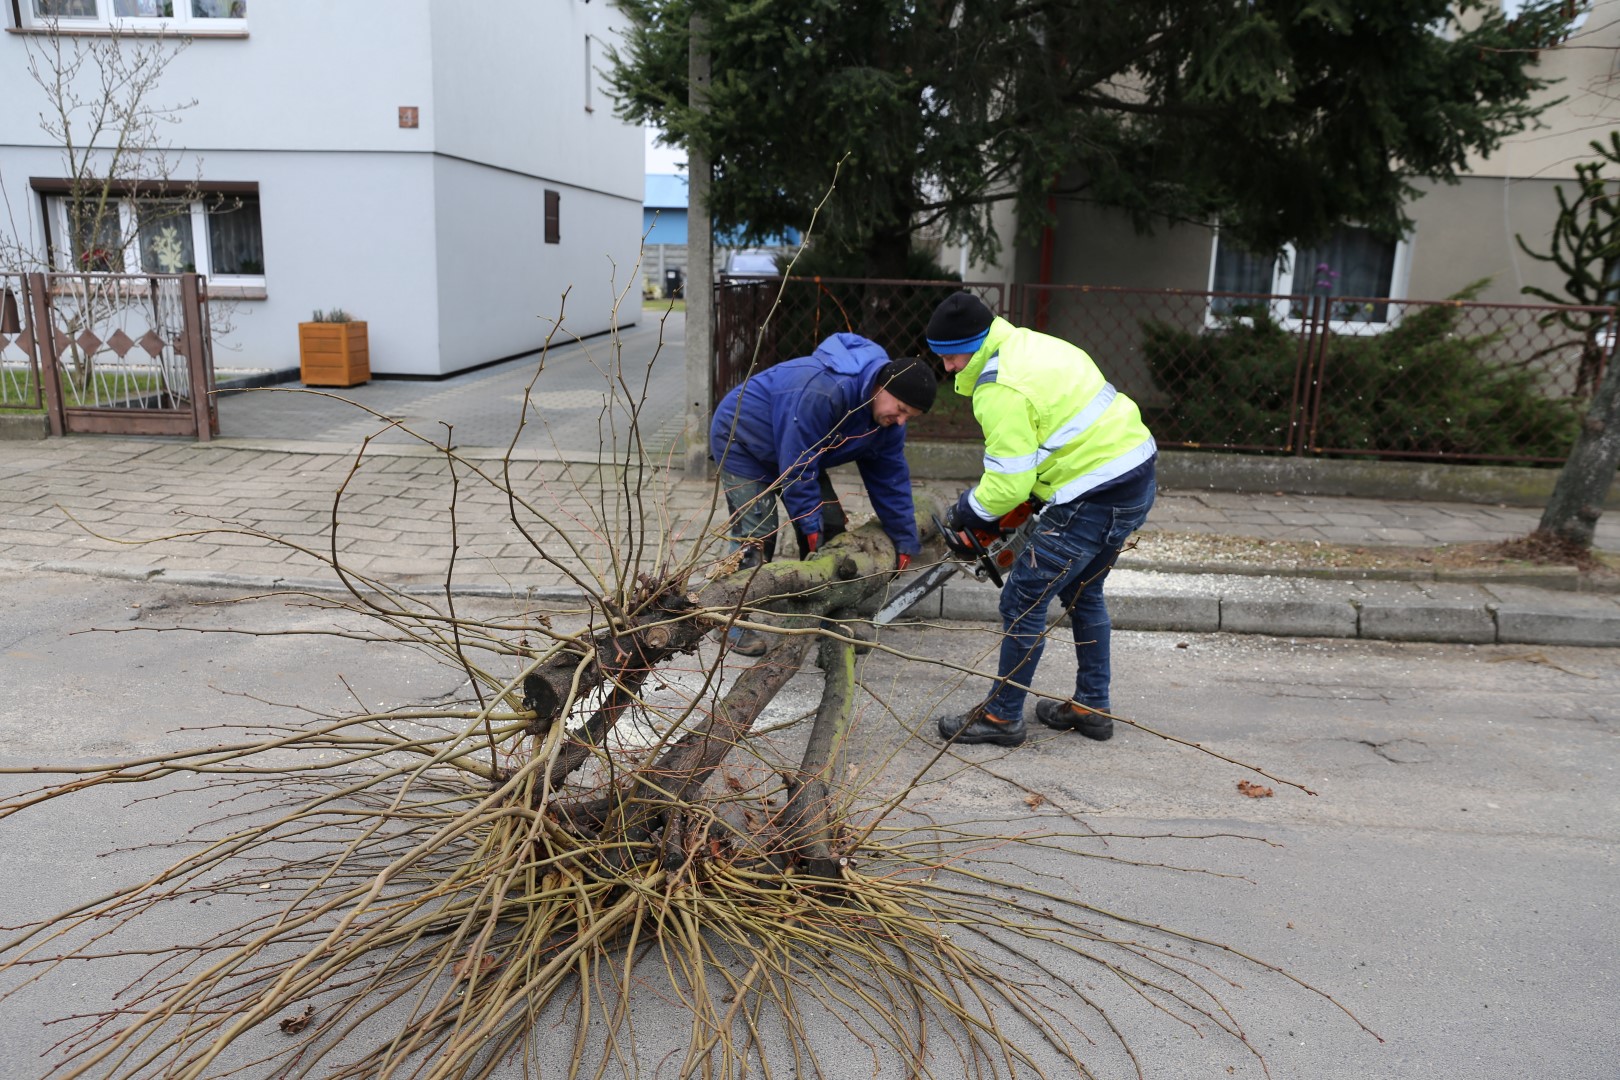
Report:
545,190,560,245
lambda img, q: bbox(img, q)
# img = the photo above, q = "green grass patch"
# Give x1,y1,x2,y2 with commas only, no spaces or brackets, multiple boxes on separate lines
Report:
0,370,174,413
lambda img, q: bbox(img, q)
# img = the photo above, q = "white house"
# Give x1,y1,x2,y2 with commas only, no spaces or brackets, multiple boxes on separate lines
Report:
0,0,644,376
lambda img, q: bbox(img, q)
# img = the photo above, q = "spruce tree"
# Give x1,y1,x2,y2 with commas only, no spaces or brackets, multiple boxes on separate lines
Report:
608,0,1572,276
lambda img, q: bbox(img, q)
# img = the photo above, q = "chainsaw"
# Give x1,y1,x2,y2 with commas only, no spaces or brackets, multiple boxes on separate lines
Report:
874,500,1042,625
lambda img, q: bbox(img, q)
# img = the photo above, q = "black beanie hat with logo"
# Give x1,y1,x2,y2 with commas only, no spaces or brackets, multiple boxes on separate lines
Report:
925,291,995,355
877,356,937,413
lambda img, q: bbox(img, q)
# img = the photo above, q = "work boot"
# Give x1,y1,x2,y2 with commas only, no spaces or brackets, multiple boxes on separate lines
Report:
936,706,1026,748
1034,699,1114,742
725,626,769,658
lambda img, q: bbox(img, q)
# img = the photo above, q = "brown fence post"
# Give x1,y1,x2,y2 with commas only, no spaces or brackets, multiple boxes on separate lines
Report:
1302,294,1335,455
179,273,213,443
26,273,66,437
1285,294,1320,455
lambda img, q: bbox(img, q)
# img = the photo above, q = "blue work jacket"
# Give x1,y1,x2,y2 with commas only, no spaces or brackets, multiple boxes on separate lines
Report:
710,333,919,555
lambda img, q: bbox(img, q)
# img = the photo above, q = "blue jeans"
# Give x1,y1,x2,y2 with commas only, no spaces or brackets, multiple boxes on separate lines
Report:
719,468,846,562
984,465,1157,721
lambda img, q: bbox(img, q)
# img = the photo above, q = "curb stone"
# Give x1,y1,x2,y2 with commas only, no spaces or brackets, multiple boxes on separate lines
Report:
921,569,1620,647
5,556,1620,648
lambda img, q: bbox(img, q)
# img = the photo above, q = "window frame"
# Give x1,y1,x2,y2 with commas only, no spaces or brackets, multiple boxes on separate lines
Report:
38,184,265,289
1204,227,1413,336
17,0,248,33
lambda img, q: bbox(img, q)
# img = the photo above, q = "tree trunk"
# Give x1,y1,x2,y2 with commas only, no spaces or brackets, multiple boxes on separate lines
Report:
861,225,912,280
1539,343,1620,548
540,495,942,821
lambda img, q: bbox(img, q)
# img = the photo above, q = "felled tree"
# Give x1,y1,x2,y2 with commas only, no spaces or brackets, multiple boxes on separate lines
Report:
0,300,1373,1078
1517,132,1620,551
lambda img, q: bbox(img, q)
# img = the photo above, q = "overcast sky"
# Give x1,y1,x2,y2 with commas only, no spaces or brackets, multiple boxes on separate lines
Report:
645,127,686,174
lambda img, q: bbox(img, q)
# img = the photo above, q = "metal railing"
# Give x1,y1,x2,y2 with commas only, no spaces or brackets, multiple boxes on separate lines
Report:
713,277,1614,465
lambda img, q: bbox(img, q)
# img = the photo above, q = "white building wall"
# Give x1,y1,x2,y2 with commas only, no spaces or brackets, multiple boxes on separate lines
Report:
0,5,440,152
428,0,642,203
430,157,643,373
0,0,643,377
250,152,441,374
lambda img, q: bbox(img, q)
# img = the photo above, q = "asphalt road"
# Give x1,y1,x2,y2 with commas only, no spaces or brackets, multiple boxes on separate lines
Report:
0,570,1614,1078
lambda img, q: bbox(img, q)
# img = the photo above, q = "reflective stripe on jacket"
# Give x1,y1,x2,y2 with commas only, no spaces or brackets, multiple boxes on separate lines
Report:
957,317,1156,520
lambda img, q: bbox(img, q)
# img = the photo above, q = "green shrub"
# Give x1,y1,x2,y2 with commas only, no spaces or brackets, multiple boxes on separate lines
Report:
1139,308,1299,448
1141,303,1582,460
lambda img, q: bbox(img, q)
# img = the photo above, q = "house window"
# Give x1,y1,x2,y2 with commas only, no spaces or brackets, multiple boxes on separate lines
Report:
1207,225,1410,332
544,190,560,244
46,191,266,283
26,0,247,28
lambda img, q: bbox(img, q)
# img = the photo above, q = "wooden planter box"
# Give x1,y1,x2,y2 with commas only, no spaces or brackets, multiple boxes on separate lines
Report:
298,321,370,387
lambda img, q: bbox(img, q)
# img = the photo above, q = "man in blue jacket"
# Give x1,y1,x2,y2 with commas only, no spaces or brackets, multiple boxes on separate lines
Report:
710,333,936,655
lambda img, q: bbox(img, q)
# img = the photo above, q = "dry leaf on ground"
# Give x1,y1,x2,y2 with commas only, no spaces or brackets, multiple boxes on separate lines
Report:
279,1006,313,1034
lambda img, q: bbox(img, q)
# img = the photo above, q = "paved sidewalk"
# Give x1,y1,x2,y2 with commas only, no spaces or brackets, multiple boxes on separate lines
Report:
3,429,1619,645
3,306,1618,645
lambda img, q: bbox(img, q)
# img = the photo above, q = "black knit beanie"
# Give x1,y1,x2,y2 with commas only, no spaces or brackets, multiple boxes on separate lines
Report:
925,291,994,354
878,356,937,413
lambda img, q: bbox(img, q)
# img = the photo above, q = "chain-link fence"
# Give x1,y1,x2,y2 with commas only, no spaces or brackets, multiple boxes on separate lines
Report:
714,277,1614,465
713,275,1005,406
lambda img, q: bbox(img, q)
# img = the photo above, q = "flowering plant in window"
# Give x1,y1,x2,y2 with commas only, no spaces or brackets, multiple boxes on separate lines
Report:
147,225,188,273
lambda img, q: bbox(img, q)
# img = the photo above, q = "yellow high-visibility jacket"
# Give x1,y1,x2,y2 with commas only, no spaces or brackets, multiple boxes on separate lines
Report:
958,317,1156,520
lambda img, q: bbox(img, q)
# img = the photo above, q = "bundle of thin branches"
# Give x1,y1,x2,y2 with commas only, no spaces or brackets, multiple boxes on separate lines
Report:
0,561,1377,1080
0,293,1378,1077
0,661,1372,1080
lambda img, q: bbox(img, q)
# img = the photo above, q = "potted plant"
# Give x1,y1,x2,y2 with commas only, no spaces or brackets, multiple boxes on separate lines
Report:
298,309,370,388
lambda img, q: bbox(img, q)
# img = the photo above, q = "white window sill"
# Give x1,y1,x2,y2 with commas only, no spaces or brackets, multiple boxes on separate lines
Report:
45,278,265,301
208,284,266,300
7,25,248,39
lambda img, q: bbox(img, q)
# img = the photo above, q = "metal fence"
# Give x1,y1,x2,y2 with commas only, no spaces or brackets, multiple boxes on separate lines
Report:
0,271,216,439
713,276,1007,406
714,277,1615,465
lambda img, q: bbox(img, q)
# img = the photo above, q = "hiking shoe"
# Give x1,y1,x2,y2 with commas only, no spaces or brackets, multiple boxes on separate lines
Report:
937,706,1026,747
1034,699,1113,741
726,626,769,657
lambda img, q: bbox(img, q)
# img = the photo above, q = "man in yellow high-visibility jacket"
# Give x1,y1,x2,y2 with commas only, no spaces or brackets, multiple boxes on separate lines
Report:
925,291,1157,748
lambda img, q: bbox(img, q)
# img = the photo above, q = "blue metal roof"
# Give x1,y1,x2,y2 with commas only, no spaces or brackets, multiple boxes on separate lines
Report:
644,173,689,209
